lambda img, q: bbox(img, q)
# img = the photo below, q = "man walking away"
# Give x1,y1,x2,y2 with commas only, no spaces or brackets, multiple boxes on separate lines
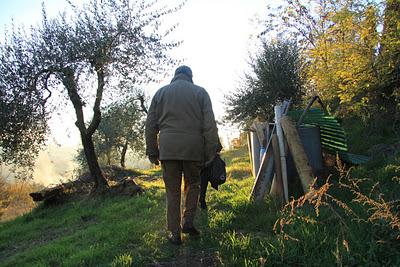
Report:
145,65,220,245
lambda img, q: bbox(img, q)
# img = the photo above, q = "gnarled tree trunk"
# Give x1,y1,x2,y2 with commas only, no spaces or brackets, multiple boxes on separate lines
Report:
63,67,109,192
81,134,108,190
120,140,128,169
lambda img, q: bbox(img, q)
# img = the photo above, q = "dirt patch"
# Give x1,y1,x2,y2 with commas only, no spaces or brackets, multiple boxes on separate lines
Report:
30,166,146,205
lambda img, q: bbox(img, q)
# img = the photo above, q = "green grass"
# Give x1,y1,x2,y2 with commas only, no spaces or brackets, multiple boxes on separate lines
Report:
342,117,399,154
0,144,399,266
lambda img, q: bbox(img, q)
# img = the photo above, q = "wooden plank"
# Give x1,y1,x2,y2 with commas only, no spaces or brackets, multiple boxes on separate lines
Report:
247,132,254,177
281,116,315,193
250,100,291,202
250,139,274,202
275,105,289,203
269,134,284,205
252,120,268,149
250,131,261,178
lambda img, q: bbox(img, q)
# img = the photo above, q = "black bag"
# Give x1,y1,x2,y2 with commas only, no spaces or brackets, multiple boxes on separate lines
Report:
208,154,226,190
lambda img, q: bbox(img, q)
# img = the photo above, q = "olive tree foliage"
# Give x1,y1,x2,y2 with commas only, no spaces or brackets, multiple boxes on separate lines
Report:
0,0,182,189
76,96,146,169
224,39,305,125
0,27,49,178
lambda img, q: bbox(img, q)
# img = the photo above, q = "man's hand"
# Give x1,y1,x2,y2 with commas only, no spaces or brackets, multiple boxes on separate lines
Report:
149,155,160,166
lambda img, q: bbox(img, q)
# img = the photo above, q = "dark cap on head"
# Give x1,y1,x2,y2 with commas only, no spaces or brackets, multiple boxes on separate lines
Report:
174,65,193,78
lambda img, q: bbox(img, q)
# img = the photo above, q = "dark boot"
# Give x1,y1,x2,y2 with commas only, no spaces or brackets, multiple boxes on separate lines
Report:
199,171,208,210
182,224,200,236
199,199,207,210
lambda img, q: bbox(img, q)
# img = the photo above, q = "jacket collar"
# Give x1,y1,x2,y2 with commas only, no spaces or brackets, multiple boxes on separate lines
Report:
170,73,193,84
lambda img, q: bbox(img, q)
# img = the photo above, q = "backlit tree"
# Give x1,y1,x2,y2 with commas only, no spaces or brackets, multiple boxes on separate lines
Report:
0,0,182,190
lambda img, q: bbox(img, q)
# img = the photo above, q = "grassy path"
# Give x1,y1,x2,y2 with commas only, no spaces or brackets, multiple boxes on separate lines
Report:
1,146,399,266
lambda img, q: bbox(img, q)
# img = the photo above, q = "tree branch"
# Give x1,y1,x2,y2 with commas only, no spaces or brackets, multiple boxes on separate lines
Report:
87,68,105,136
62,67,86,135
136,94,148,114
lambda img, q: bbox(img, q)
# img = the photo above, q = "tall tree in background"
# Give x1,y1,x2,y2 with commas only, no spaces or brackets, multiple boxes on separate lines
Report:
225,39,305,125
0,0,182,190
307,4,380,116
264,0,399,127
375,0,400,127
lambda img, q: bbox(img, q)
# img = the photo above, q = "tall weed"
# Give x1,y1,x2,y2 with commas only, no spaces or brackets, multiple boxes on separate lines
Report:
273,156,400,265
0,175,41,221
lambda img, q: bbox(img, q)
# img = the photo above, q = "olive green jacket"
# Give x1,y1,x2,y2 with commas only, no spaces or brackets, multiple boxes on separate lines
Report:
145,73,219,163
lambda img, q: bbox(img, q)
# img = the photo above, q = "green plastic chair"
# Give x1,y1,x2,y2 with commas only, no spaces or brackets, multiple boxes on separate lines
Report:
287,107,370,165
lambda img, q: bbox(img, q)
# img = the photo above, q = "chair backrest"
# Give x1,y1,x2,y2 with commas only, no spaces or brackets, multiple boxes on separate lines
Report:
288,108,370,165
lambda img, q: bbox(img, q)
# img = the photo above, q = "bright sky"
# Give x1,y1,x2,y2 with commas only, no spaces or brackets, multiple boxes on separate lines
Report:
0,0,275,183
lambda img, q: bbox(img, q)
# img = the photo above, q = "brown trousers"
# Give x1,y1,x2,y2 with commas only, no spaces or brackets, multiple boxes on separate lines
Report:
161,160,201,234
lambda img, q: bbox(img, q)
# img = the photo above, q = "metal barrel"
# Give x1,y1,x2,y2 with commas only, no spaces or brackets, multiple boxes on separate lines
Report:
297,125,323,173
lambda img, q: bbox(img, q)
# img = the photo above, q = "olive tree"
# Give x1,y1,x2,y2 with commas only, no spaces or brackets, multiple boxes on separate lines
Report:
77,96,146,169
225,39,305,125
0,0,182,190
